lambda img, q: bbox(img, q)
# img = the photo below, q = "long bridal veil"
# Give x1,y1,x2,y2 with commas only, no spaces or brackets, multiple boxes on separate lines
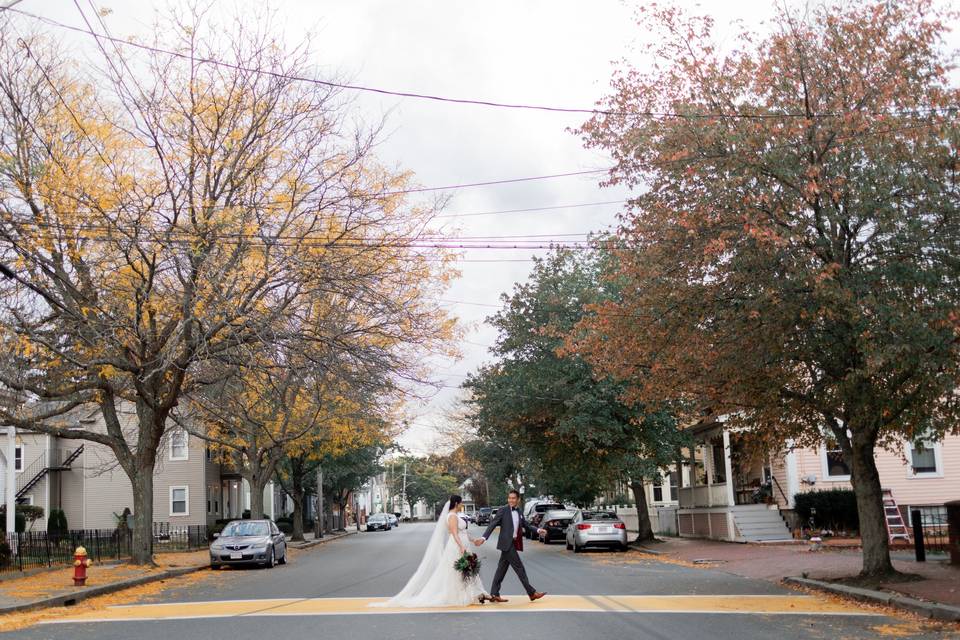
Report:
374,501,452,607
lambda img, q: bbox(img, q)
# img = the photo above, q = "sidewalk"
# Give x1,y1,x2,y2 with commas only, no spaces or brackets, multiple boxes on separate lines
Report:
0,550,209,614
0,529,356,616
287,529,358,549
639,537,960,614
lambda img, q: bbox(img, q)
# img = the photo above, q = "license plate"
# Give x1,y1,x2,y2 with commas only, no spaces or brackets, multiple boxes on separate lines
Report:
230,552,243,560
596,527,611,533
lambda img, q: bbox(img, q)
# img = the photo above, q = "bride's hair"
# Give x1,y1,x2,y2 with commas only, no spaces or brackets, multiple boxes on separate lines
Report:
448,495,463,509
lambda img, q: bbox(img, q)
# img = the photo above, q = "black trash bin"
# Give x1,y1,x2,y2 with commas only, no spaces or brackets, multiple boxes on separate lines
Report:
946,500,960,566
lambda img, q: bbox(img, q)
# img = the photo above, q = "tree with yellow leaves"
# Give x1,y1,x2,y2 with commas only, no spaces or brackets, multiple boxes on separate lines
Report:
0,9,455,564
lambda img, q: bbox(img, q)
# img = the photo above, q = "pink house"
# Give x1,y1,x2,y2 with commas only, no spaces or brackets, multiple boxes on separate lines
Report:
675,418,960,542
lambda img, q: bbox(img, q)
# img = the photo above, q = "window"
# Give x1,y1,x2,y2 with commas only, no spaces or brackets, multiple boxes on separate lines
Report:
170,486,189,516
822,434,851,480
710,435,727,484
169,430,188,461
14,445,23,472
653,477,663,503
669,470,680,502
908,437,942,478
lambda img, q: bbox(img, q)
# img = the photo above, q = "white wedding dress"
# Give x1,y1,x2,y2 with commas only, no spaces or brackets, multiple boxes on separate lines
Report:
375,503,487,608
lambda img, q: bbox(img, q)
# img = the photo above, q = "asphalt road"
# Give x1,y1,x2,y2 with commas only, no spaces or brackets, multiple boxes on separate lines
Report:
5,522,955,639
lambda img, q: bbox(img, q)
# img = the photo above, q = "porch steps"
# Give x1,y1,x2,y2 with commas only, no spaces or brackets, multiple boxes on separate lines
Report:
731,504,792,542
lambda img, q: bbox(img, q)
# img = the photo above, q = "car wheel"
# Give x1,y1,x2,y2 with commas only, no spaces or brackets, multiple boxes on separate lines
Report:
573,543,581,553
265,546,275,568
566,539,572,551
278,546,287,565
618,543,629,552
211,563,221,570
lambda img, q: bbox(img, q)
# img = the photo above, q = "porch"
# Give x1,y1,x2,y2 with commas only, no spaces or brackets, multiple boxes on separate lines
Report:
677,421,793,542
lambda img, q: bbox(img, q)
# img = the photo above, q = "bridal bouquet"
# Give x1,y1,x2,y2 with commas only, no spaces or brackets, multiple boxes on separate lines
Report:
453,551,481,582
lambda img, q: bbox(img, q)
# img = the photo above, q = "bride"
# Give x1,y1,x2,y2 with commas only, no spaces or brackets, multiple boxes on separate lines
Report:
376,494,490,607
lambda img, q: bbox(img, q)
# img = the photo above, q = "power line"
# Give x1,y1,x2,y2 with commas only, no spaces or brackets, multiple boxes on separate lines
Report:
381,169,606,194
434,200,627,218
11,7,959,121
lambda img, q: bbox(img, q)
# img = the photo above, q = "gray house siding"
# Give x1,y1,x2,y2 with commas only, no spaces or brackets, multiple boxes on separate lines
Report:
0,431,51,530
152,428,207,526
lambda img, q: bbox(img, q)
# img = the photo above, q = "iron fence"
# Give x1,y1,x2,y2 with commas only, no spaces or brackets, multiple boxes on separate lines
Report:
910,505,949,557
0,524,208,574
152,523,209,550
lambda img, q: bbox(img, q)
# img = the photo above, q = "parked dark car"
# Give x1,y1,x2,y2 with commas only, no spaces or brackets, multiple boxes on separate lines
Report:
366,513,392,531
523,502,563,538
537,509,577,543
210,519,287,569
524,512,545,539
476,507,493,525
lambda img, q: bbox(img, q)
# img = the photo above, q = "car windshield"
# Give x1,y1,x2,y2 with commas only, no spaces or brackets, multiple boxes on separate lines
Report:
222,522,270,537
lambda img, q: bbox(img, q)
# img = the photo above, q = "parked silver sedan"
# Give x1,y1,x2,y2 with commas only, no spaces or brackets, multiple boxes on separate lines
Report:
566,510,628,552
210,519,288,568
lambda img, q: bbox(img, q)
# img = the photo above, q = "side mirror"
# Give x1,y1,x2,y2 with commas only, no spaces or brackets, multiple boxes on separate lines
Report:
213,532,220,539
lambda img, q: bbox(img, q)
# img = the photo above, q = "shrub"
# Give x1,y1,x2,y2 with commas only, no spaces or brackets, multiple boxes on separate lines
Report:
0,504,44,532
793,489,859,533
277,521,292,535
48,508,69,534
0,540,10,568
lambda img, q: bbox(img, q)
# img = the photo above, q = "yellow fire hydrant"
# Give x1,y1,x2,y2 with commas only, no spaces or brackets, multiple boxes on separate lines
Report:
73,546,92,586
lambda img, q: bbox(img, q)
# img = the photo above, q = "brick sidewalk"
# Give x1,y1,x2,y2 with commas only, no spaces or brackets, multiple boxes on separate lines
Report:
646,537,960,607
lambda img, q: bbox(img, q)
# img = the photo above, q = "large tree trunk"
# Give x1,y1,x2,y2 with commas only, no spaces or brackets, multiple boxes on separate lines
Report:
630,480,656,544
849,436,896,577
290,474,306,542
247,471,266,519
130,470,155,565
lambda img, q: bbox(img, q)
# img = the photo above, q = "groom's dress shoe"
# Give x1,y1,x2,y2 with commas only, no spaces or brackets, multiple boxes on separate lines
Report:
529,592,546,602
489,595,509,603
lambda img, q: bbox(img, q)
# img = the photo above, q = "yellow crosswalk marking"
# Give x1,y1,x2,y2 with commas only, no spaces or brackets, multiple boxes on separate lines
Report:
43,594,879,624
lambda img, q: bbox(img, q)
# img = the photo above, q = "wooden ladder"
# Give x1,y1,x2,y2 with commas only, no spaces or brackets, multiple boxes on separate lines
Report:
882,488,911,544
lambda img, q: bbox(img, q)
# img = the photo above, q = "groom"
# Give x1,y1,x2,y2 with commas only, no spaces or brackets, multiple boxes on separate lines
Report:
474,490,546,603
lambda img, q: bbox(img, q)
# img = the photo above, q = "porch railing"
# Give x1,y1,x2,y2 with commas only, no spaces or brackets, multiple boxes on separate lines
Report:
679,484,731,507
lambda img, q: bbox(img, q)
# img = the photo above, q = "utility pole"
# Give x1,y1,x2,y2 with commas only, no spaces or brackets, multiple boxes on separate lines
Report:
401,462,408,519
315,464,323,539
5,426,15,539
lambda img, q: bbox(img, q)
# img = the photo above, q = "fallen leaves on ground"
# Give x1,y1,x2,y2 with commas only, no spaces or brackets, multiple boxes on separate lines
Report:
586,550,720,569
0,567,217,632
0,550,208,602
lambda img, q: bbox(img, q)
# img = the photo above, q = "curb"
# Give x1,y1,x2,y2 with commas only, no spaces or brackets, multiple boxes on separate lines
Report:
288,529,358,550
784,576,960,622
0,565,206,616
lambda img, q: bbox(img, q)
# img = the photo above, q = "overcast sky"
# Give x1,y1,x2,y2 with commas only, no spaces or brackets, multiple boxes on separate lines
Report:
25,1,825,453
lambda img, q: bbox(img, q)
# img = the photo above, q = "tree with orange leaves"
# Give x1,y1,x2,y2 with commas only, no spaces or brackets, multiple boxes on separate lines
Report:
572,1,960,577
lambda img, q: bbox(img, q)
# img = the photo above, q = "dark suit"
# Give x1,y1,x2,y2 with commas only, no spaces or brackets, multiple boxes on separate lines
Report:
482,506,536,597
